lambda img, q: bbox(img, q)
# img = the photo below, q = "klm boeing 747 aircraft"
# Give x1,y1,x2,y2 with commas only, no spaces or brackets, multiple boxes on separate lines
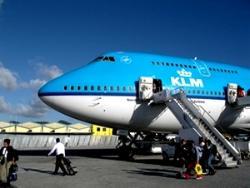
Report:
38,52,250,164
38,51,250,132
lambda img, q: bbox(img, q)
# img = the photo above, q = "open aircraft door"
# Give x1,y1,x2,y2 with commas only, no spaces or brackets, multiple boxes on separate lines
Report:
138,77,163,101
227,83,238,104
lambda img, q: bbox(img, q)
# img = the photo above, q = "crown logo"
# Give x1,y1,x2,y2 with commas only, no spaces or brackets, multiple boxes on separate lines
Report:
177,69,192,77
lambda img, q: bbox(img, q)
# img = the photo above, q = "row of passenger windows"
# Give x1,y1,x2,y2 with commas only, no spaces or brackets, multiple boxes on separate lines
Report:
152,61,197,69
185,89,225,96
152,61,238,74
63,85,135,92
64,85,224,96
208,67,238,74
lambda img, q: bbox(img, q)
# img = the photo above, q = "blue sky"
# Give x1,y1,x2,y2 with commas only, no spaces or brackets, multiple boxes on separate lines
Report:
0,0,249,122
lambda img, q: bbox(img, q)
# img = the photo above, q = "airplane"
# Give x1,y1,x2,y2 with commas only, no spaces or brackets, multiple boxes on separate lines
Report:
38,51,250,163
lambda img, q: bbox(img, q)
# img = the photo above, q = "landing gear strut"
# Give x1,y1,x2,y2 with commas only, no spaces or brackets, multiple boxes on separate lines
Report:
116,132,169,160
116,132,143,160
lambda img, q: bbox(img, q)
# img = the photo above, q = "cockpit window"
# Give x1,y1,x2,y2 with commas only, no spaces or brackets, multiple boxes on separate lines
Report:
94,56,103,61
93,56,115,62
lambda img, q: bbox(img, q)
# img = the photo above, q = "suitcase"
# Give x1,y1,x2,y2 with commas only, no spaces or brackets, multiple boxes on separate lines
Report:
63,157,77,175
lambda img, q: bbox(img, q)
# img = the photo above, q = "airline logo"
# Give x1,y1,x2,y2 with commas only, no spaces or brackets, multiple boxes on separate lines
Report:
121,56,132,64
171,69,204,88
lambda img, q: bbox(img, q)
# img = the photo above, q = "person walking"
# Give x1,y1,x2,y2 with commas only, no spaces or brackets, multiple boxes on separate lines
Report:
207,140,217,175
48,138,68,176
0,139,18,186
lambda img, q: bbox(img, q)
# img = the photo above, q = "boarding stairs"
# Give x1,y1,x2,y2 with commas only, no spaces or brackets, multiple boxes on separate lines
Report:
152,89,241,168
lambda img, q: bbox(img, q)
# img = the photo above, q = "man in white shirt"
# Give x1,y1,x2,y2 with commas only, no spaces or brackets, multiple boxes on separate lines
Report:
48,138,68,175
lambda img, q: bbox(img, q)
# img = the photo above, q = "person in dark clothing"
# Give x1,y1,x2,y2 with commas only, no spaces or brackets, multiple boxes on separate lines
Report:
177,139,187,168
207,140,217,175
48,138,68,175
200,141,209,174
180,140,199,179
0,139,18,186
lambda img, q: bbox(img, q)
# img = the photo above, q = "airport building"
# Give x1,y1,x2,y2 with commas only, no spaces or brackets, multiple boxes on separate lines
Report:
0,121,112,135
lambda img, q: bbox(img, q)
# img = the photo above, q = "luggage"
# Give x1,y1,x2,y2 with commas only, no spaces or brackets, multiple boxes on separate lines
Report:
9,164,18,181
63,157,77,175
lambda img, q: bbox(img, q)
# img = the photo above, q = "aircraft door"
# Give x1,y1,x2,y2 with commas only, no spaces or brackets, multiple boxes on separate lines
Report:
227,83,238,104
139,77,154,101
138,77,163,101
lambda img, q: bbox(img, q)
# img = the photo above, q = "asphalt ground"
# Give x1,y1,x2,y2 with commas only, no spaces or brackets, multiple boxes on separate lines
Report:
8,152,250,188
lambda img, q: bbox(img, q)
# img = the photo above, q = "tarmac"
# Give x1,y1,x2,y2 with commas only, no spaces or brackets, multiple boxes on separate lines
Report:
6,149,250,188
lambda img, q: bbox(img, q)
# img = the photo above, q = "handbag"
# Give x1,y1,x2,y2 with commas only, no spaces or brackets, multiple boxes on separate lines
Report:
9,164,18,181
0,157,5,165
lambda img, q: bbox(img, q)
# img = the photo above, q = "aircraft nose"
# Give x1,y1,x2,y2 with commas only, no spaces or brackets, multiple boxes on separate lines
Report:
38,78,60,106
38,80,53,98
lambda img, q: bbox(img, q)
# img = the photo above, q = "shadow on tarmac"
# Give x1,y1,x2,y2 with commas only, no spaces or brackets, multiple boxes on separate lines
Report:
19,149,179,167
19,148,118,157
22,167,52,175
125,168,179,179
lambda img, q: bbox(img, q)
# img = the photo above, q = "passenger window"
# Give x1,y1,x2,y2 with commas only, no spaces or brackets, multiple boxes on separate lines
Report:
91,86,94,91
110,86,114,91
166,62,169,66
117,86,120,91
97,86,101,91
104,86,107,91
122,86,126,91
64,86,67,91
77,86,81,90
184,65,187,68
84,86,88,91
71,86,74,90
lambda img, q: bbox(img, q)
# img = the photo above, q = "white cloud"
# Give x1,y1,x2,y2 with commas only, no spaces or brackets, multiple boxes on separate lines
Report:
0,96,48,118
0,63,18,90
20,79,46,89
14,98,49,118
0,96,10,113
37,63,63,80
0,60,64,118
